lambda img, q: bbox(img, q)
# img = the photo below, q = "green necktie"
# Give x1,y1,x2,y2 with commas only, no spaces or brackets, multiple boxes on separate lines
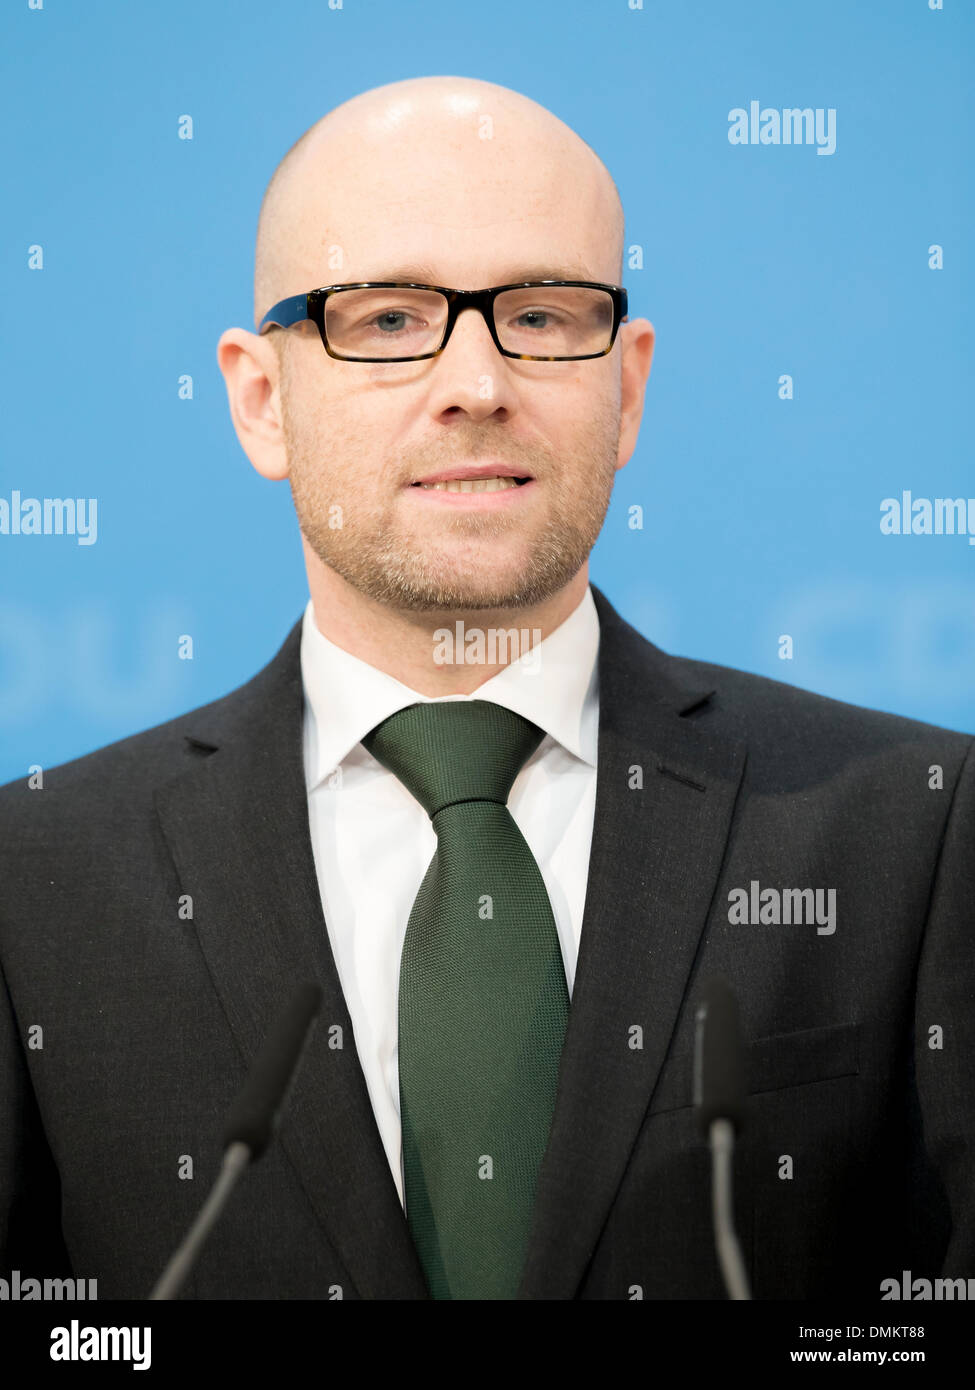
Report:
361,699,570,1300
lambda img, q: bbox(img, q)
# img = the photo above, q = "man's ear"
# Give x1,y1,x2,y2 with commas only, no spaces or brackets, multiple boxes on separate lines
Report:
616,317,655,471
216,328,290,481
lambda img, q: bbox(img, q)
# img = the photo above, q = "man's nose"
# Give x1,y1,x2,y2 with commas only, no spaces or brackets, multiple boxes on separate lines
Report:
426,305,517,419
443,304,500,357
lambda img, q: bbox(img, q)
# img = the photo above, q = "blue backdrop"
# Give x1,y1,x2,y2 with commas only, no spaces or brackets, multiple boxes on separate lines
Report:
1,0,972,784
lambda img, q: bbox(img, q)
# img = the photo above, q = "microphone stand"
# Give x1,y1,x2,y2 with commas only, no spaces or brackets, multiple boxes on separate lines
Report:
150,1143,252,1301
148,981,322,1300
708,1117,751,1300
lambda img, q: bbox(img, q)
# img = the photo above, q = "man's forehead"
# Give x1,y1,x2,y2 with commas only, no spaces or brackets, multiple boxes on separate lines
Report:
279,180,615,286
293,157,604,226
283,171,616,280
316,259,603,285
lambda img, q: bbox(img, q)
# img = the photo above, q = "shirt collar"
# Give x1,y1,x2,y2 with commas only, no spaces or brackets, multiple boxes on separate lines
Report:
300,584,600,791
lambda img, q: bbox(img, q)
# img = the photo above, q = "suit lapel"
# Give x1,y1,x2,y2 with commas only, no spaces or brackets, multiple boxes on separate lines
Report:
153,621,429,1300
153,586,746,1302
516,585,748,1298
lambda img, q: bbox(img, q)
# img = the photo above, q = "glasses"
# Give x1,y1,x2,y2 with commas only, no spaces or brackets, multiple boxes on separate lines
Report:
258,280,628,363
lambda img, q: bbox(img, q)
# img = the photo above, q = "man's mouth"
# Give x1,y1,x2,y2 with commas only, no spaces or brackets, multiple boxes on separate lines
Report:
409,463,533,493
405,462,536,506
412,475,530,494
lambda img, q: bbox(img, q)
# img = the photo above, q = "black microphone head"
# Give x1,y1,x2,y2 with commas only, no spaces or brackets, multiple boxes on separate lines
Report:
694,975,747,1136
222,981,323,1160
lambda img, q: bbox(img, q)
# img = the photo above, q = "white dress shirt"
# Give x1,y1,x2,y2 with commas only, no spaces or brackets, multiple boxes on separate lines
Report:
300,583,601,1206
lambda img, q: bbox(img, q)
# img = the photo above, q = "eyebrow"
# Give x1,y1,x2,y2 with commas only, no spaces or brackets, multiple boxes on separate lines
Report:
358,262,600,284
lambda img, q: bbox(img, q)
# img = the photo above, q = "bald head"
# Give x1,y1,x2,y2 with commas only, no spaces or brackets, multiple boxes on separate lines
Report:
253,76,625,332
218,73,654,638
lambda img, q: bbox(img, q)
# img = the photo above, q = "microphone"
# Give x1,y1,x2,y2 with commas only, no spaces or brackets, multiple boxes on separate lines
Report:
149,981,323,1300
694,975,751,1300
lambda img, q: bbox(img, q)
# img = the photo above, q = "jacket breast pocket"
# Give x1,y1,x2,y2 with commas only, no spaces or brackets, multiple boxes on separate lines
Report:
646,1021,860,1116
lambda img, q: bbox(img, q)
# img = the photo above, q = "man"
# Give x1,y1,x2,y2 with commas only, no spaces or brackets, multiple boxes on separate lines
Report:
1,75,972,1303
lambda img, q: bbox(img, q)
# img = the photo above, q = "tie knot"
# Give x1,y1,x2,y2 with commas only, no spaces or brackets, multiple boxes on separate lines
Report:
361,700,545,819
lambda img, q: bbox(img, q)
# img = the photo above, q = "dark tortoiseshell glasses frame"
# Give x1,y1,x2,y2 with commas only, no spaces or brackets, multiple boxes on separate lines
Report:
257,280,629,363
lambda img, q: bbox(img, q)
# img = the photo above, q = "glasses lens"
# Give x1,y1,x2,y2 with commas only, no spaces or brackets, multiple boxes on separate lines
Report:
324,287,448,359
494,285,615,358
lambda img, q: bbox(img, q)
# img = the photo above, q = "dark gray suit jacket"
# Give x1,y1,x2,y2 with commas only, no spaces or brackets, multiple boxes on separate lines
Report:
1,584,972,1300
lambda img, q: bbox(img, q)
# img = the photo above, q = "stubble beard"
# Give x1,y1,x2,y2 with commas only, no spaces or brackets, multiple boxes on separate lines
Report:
282,396,622,613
